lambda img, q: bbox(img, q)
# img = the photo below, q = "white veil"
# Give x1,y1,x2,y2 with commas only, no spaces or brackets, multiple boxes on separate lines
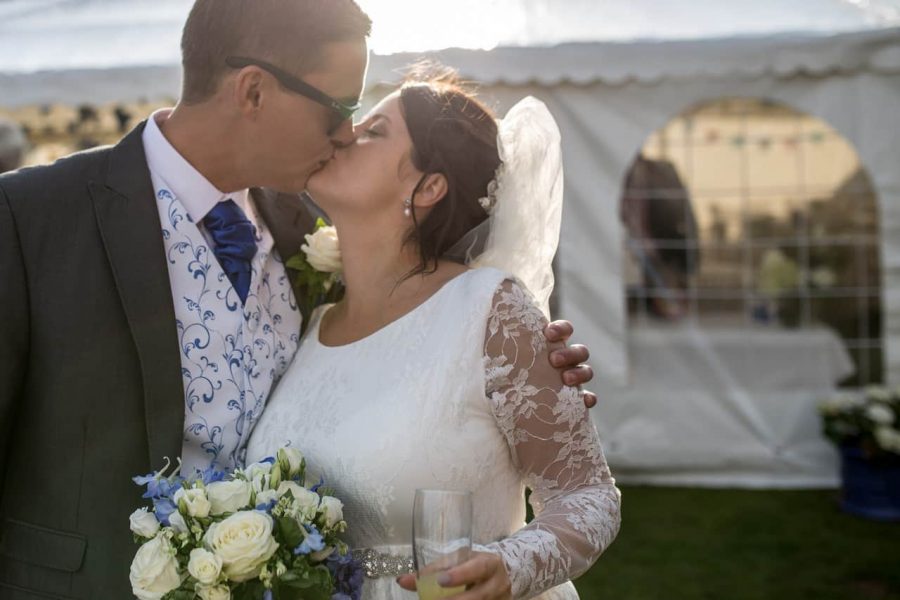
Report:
445,96,564,318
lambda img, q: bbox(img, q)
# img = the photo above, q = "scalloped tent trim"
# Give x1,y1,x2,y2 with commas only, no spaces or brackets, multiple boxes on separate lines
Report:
365,27,900,89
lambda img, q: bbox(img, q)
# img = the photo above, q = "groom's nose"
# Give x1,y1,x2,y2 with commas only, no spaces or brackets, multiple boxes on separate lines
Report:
329,118,356,148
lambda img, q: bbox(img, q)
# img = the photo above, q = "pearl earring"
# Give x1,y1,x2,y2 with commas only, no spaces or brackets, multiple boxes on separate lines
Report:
403,198,412,218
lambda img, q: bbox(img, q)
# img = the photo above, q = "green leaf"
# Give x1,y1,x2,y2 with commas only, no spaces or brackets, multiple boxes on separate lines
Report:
275,565,333,600
277,516,304,549
232,580,267,600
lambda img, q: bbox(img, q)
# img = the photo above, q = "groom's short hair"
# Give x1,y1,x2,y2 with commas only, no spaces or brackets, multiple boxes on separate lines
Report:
180,0,372,104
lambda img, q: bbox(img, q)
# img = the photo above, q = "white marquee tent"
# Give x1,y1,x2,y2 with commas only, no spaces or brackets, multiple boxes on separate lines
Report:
3,1,900,487
366,27,900,487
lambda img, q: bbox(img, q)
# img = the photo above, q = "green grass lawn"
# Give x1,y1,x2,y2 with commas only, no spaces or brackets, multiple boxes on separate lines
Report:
572,486,900,600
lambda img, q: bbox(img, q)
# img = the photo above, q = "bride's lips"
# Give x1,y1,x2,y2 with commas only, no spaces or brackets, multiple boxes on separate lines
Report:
312,154,336,175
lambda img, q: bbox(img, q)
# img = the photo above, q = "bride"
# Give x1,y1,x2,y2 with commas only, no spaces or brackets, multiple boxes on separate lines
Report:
246,75,621,599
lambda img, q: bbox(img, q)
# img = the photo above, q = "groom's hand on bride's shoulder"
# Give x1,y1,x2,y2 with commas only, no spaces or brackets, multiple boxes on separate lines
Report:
544,320,597,409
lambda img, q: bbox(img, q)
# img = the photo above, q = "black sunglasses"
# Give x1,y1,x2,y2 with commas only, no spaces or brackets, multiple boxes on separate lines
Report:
225,56,361,132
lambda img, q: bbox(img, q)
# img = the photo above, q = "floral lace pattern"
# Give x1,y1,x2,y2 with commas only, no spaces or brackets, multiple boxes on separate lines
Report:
480,280,621,599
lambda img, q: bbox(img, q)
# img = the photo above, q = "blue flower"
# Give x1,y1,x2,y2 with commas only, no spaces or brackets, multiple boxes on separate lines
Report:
327,553,364,600
263,591,273,600
153,497,178,527
310,476,325,492
198,466,228,486
132,472,184,500
256,499,278,514
293,525,325,555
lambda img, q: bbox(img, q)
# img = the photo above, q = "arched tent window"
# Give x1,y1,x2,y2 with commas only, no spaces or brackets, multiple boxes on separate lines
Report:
621,97,882,387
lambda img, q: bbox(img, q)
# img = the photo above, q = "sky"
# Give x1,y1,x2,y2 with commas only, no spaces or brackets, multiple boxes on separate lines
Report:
0,0,899,72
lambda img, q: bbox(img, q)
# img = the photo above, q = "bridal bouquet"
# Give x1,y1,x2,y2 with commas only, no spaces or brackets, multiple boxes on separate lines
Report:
128,447,363,600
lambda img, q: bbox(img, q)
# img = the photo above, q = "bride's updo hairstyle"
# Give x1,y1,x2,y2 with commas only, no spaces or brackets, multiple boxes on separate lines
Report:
398,69,502,278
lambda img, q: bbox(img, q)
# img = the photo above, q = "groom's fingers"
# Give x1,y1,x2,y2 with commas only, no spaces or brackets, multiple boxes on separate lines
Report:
544,319,573,342
562,363,593,387
551,344,590,370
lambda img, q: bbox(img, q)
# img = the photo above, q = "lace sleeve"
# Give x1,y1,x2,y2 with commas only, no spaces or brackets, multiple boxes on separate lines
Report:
478,279,621,599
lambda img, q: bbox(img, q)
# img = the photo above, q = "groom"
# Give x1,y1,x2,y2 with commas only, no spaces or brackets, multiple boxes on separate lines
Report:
0,1,596,597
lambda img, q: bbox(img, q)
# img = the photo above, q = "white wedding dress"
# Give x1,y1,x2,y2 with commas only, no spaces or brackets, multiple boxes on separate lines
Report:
246,267,621,599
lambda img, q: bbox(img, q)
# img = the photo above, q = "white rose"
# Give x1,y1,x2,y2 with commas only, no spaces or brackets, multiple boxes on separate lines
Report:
875,426,900,453
244,461,273,482
169,511,189,534
188,548,223,585
866,386,892,402
203,511,279,582
207,480,253,515
129,535,182,600
302,226,342,273
318,496,343,528
255,489,279,507
866,403,895,426
277,447,304,479
175,487,212,518
277,482,319,517
197,584,231,600
129,507,161,538
247,473,271,495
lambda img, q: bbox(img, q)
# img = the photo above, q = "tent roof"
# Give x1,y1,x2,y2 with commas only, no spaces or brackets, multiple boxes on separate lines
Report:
1,2,899,108
366,27,900,88
1,0,900,74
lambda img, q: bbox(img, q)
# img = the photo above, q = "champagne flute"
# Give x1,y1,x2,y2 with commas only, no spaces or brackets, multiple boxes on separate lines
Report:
412,489,472,600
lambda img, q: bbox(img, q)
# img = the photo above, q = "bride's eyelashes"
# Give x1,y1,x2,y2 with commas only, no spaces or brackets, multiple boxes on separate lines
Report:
360,126,384,139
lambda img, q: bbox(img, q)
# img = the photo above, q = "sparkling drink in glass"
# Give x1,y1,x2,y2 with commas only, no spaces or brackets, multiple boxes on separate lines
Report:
412,489,472,599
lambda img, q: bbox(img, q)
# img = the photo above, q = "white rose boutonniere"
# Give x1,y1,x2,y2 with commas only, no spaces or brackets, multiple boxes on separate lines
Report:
286,218,345,332
301,225,342,274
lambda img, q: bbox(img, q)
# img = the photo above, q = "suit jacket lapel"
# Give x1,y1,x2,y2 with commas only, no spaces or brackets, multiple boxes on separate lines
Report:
252,188,320,288
252,188,319,260
89,122,184,470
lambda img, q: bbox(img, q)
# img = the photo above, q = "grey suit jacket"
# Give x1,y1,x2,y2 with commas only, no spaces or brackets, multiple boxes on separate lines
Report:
0,122,315,599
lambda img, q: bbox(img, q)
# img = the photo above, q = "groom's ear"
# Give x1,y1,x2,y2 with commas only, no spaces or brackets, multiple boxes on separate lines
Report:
233,67,266,114
413,173,448,210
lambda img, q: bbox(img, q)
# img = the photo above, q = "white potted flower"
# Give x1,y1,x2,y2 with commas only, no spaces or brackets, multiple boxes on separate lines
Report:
819,386,900,521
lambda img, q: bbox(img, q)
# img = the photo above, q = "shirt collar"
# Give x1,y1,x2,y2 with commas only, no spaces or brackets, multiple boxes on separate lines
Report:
142,108,249,223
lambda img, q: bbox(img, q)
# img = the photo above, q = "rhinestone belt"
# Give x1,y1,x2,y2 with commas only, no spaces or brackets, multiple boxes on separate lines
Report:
352,548,415,579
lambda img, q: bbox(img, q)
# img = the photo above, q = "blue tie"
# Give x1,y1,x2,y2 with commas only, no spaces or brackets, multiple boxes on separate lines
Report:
203,199,258,304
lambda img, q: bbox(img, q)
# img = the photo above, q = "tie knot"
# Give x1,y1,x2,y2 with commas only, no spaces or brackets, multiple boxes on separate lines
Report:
203,199,258,262
203,199,258,303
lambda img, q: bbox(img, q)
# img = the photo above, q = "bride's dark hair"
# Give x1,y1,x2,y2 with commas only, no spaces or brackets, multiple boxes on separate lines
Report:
398,66,502,279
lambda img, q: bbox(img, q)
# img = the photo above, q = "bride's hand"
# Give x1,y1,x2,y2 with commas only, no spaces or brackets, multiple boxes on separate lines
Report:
544,320,597,408
396,551,512,599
